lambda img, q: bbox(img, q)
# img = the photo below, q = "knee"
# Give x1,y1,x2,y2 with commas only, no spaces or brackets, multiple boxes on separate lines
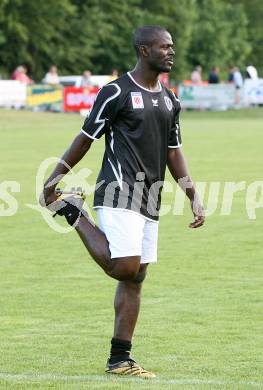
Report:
107,262,140,281
117,266,139,281
133,268,147,283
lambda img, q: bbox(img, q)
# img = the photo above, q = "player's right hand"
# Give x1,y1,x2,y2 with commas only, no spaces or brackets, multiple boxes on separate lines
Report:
189,198,205,228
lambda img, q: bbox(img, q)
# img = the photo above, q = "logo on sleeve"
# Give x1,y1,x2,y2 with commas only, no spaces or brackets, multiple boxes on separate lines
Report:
131,92,144,109
164,96,173,111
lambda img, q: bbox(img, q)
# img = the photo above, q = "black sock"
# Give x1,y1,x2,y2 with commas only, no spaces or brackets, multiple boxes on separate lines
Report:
109,337,132,364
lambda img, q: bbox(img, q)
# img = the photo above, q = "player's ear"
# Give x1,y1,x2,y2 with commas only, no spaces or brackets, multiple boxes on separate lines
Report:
139,45,150,58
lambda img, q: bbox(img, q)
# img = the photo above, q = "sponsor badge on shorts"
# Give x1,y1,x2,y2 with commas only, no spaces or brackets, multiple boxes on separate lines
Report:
131,92,144,109
164,96,173,111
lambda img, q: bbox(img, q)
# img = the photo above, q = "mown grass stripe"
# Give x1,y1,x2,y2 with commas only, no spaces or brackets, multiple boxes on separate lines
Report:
0,373,262,387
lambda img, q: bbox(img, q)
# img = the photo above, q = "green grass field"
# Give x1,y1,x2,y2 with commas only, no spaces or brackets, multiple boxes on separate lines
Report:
0,108,263,389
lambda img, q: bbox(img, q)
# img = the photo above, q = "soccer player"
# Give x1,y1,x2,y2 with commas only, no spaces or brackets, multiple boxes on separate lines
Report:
41,25,205,378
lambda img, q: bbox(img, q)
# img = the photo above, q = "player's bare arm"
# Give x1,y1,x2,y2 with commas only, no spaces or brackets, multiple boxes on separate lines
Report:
42,133,93,206
167,147,205,228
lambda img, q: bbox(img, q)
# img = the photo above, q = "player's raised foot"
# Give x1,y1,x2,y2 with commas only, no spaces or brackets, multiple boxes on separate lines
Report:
52,188,89,226
105,358,156,379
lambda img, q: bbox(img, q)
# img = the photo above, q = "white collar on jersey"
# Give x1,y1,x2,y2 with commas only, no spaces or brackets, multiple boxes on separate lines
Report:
127,72,162,93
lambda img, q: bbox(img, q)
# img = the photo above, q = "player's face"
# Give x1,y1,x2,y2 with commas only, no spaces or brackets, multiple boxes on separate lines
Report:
148,31,175,73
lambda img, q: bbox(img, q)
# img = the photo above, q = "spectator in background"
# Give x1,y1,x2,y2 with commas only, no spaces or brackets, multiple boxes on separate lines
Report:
11,66,20,80
246,65,258,80
208,66,220,84
233,67,243,105
191,65,202,84
11,65,33,84
228,66,243,88
159,72,170,87
108,69,119,83
76,70,93,88
228,66,234,83
43,66,60,86
228,66,243,105
233,67,243,89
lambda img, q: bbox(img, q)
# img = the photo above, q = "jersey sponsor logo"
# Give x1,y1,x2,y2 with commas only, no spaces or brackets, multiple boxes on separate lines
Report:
131,92,144,109
164,96,173,111
152,98,158,107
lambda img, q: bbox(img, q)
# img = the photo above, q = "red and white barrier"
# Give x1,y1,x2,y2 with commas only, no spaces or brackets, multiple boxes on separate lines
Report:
63,86,100,112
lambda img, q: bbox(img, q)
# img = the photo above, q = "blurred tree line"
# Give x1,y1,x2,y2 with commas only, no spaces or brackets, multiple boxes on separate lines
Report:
0,0,262,82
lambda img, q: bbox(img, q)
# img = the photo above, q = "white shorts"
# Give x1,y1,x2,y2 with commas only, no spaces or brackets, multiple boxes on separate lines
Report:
96,208,158,264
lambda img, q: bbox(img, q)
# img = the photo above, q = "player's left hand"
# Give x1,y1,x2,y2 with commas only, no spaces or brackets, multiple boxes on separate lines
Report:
189,199,205,228
39,186,61,211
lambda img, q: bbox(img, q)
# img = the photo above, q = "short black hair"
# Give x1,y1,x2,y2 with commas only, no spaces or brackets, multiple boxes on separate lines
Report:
133,25,168,57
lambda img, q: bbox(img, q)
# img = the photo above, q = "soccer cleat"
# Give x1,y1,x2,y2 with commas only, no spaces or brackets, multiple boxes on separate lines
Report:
52,188,89,226
105,358,156,378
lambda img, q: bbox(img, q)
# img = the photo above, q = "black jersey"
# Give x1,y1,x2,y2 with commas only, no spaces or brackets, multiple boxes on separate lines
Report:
81,72,182,221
